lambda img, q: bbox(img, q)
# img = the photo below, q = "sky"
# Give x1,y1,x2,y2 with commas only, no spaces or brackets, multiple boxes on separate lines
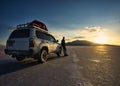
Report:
0,0,120,45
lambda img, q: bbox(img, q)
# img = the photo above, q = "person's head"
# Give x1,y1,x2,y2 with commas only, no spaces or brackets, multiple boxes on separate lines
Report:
63,36,65,40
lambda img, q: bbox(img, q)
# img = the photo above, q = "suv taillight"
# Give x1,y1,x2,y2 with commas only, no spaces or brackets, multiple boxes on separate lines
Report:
29,39,35,47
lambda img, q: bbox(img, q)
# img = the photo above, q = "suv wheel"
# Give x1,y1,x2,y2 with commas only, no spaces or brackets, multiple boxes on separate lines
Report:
56,47,62,57
38,49,48,63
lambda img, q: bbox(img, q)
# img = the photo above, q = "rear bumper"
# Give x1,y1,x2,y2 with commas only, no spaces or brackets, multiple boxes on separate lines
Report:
4,49,34,56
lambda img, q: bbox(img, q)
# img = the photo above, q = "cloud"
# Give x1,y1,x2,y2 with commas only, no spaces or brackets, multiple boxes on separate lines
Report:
73,36,86,39
79,26,108,39
85,26,102,29
86,29,97,32
85,26,102,33
49,26,108,42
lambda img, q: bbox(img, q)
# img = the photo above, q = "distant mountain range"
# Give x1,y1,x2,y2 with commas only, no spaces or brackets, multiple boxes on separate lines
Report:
66,40,109,46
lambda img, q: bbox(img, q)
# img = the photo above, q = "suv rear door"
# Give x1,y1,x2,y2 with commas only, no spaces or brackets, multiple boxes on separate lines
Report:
35,30,51,51
35,30,58,53
7,29,30,51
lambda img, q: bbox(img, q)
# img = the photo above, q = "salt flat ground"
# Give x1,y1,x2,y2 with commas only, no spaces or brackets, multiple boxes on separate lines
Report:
0,46,120,86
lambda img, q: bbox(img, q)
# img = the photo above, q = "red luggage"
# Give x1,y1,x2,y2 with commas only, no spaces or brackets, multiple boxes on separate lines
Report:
29,20,48,31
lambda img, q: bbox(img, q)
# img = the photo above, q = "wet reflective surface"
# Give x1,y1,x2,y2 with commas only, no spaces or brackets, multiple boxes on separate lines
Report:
68,46,120,86
0,46,120,86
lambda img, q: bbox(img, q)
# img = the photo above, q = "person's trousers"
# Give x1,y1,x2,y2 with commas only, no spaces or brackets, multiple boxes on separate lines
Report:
62,47,67,55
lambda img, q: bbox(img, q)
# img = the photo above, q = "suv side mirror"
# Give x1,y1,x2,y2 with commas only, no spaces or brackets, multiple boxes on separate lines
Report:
56,40,58,42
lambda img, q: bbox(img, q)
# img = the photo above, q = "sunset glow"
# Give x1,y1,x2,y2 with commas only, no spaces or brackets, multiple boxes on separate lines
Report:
0,0,120,46
93,32,108,44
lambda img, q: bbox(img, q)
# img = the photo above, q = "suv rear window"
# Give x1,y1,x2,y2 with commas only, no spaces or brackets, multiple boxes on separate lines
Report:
9,29,30,38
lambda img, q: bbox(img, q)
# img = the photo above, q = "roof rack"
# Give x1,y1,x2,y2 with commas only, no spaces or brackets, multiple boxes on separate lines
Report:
17,23,30,29
16,20,48,32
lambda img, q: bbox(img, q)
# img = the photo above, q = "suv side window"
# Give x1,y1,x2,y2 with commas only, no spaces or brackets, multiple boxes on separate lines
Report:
36,30,56,42
36,30,45,39
50,35,56,42
36,30,50,40
46,34,51,41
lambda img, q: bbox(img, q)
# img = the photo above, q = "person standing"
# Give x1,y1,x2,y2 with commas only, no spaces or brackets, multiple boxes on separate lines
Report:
61,37,68,56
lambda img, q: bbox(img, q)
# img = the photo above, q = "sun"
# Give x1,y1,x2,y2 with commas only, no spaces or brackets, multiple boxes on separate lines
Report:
93,32,108,44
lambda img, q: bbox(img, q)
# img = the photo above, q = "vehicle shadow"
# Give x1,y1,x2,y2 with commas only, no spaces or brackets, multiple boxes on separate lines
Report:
0,59,39,76
48,55,66,61
0,55,65,76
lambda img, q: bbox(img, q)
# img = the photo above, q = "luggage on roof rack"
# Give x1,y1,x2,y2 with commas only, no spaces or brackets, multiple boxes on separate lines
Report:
29,20,48,31
17,20,48,31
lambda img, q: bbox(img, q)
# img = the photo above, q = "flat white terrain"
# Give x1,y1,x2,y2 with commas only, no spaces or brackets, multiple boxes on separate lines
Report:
0,46,120,86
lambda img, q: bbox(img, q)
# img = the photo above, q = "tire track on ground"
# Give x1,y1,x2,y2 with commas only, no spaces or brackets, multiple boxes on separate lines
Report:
68,50,93,86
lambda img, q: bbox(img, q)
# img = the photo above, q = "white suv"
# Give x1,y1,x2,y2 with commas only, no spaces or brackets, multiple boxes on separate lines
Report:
5,21,62,63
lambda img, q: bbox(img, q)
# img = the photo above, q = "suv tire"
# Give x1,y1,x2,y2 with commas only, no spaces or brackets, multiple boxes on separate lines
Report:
56,47,62,57
38,49,48,63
